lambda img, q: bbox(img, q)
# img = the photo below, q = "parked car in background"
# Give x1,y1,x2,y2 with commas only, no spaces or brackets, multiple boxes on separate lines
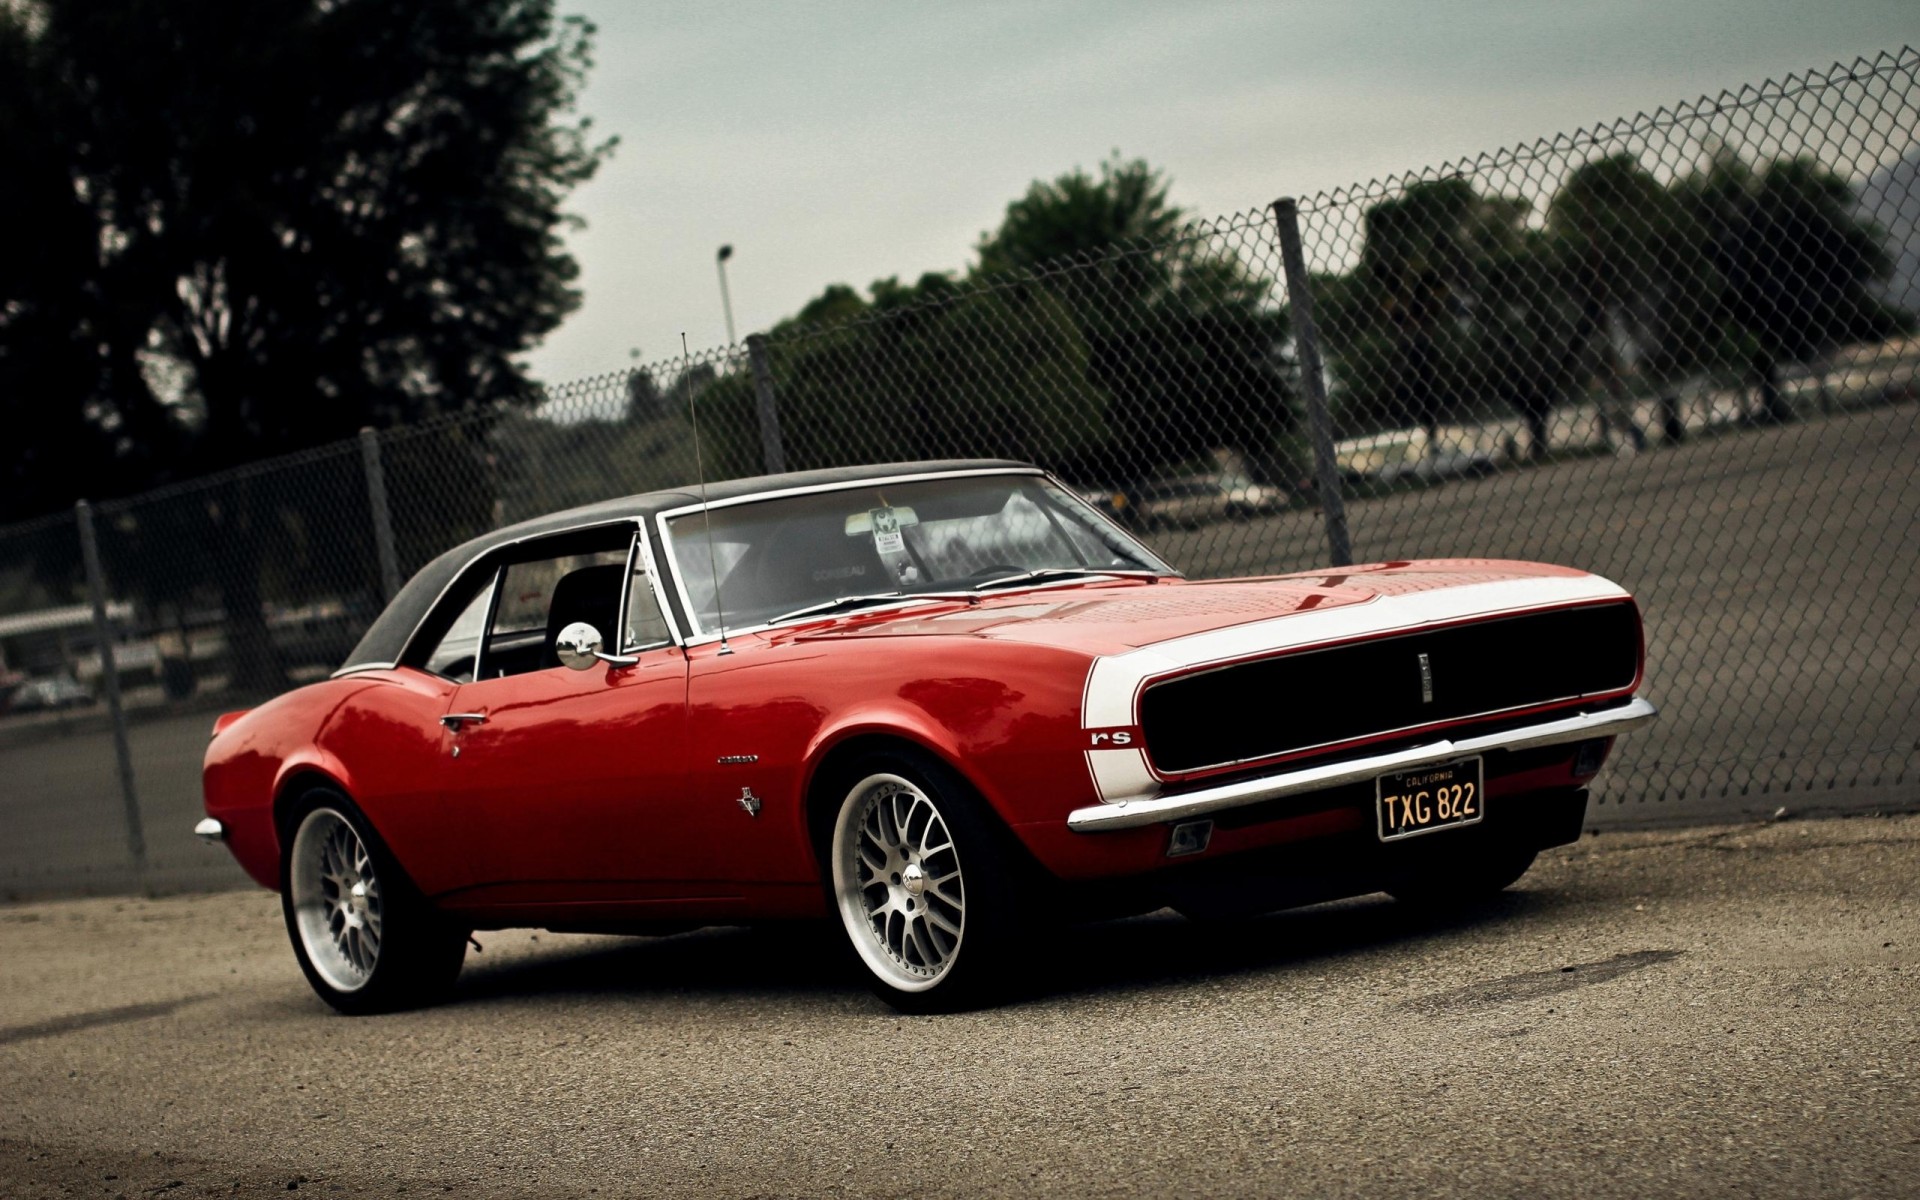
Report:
1072,484,1134,527
201,460,1654,1014
1337,430,1497,487
1129,470,1290,529
7,674,93,712
1371,446,1499,485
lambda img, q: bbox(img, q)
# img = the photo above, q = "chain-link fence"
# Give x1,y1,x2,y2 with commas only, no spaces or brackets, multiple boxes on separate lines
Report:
3,48,1915,896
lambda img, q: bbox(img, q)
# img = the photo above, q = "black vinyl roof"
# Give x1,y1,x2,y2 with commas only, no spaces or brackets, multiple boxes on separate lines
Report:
340,459,1034,671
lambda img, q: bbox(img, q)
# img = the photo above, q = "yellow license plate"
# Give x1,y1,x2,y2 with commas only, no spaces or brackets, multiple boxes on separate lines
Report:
1376,757,1484,842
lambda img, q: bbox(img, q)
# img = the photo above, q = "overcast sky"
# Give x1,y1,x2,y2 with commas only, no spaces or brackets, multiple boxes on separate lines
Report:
525,0,1920,384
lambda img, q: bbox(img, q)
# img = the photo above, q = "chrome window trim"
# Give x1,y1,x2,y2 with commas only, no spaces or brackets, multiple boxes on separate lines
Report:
331,660,399,678
657,467,1045,523
651,466,1169,645
627,518,685,650
614,533,639,655
1043,482,1179,577
466,564,506,681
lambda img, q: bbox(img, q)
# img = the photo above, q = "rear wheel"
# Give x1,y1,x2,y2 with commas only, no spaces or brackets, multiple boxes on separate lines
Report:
827,751,1025,1012
281,790,466,1015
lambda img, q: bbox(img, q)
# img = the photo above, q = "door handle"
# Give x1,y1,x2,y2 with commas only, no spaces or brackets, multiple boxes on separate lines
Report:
440,712,488,729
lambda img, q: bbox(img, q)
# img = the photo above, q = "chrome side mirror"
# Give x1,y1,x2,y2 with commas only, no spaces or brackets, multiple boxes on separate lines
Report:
554,621,604,670
555,621,638,670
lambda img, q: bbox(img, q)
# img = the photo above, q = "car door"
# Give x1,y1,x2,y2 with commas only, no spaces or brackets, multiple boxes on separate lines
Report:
435,528,710,903
336,566,500,898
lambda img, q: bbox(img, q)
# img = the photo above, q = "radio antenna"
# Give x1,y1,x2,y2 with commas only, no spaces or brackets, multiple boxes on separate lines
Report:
684,332,732,655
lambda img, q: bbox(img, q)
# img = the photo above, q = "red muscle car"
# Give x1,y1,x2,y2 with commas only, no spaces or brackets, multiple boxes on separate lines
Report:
200,460,1655,1012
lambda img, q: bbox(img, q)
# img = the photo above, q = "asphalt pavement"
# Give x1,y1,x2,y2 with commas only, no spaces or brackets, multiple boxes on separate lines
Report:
2,814,1916,1197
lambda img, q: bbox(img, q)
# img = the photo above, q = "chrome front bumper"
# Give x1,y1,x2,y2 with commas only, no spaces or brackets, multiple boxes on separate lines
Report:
1066,698,1657,833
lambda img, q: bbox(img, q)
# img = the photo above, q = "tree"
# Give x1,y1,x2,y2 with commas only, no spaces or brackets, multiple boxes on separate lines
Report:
0,7,124,518
0,0,612,688
1678,154,1912,423
702,155,1291,488
1471,228,1586,460
1547,155,1713,450
1318,154,1914,462
976,154,1187,269
704,272,1113,477
1319,179,1532,444
975,155,1294,483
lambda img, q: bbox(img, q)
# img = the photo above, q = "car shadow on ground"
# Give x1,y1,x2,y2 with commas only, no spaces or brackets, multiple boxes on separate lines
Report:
1002,888,1576,1006
442,885,1579,1014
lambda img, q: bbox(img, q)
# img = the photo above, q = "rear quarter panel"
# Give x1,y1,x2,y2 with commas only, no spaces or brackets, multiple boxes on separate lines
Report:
202,679,371,890
203,669,460,893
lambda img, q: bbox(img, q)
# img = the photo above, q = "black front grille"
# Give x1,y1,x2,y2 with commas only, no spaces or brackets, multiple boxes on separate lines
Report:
1139,602,1640,774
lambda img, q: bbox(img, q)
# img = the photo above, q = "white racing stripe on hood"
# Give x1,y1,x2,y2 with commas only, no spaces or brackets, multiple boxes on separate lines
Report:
1079,573,1629,803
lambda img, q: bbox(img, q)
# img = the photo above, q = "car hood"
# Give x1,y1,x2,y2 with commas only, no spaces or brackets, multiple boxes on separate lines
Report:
788,559,1600,658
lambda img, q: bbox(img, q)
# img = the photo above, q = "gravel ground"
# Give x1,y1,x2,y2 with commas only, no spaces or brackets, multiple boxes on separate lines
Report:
2,814,1916,1198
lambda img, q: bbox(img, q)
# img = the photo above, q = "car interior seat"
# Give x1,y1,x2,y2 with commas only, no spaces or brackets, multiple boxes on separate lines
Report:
541,563,626,669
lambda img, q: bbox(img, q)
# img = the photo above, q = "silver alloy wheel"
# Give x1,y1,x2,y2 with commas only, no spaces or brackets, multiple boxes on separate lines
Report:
831,772,966,993
289,807,383,994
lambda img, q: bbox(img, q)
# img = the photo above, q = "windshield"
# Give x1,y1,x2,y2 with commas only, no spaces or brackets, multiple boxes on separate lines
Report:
663,473,1174,635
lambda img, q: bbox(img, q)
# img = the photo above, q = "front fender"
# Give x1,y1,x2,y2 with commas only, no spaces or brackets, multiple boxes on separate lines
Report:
801,704,978,794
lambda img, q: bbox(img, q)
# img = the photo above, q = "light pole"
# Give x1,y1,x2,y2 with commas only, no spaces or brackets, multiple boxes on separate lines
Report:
715,244,737,346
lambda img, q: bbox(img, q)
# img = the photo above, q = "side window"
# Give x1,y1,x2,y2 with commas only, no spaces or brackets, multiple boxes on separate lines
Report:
495,553,623,638
405,525,643,682
482,548,627,679
624,551,672,652
421,574,497,683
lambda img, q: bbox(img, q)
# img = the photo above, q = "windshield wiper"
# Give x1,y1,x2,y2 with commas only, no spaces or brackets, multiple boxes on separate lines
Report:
972,568,1159,592
766,592,917,626
769,571,1158,624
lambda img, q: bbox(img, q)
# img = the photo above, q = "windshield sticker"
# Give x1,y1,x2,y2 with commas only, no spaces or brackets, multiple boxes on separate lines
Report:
869,507,907,557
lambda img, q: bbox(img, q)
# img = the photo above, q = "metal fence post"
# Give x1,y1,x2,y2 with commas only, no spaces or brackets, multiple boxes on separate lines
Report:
1271,197,1353,568
359,427,403,601
75,500,146,871
746,333,788,475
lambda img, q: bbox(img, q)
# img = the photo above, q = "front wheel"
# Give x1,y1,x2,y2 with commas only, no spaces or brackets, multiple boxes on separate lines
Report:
828,752,1025,1012
281,791,467,1015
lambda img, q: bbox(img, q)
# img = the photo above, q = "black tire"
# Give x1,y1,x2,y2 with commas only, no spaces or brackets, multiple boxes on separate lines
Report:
1387,843,1537,907
279,788,467,1015
823,748,1032,1013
